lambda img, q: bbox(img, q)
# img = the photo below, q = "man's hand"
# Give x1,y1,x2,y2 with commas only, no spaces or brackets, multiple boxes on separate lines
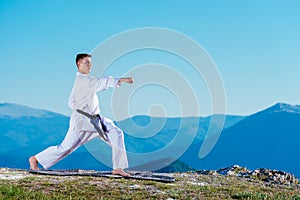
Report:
118,77,134,85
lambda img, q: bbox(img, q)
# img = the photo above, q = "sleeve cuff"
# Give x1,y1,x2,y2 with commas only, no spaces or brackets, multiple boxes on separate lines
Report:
115,78,121,87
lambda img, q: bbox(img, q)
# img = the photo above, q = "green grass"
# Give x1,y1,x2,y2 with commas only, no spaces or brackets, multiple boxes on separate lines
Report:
231,192,300,200
0,171,299,200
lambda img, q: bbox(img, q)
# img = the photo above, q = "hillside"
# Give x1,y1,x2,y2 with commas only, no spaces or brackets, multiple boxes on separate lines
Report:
1,102,300,178
0,103,70,169
0,103,243,171
0,165,299,199
190,102,300,177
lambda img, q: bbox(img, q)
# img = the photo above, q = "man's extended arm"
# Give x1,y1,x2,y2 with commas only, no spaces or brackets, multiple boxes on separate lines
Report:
118,77,134,85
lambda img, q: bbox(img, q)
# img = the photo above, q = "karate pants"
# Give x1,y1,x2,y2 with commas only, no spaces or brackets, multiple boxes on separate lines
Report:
35,116,128,170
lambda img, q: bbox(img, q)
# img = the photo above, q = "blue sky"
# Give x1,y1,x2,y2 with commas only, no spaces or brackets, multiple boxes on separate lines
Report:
1,0,300,118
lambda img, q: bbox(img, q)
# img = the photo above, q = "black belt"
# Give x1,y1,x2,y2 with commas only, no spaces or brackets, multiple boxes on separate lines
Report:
76,109,108,142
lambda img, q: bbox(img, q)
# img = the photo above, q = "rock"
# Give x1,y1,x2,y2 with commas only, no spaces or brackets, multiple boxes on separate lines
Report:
188,181,208,186
197,165,299,185
196,169,217,176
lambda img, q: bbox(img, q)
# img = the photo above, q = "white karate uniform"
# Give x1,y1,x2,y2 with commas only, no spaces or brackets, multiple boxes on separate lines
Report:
35,72,128,170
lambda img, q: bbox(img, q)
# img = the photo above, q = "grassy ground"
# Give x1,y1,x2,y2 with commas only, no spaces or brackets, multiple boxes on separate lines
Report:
0,169,300,199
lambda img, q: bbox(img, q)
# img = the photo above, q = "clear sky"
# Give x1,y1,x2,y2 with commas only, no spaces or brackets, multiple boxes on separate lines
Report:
1,0,300,118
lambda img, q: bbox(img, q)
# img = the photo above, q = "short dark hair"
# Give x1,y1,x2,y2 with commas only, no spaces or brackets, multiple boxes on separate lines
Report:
76,53,91,66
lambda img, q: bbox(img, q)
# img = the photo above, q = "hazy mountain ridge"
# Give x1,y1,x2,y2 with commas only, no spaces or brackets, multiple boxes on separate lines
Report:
0,103,244,171
0,102,299,178
186,102,300,177
0,103,65,118
262,102,300,114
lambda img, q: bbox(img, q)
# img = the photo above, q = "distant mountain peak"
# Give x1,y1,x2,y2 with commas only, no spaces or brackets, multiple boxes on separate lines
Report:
0,103,64,118
265,102,300,114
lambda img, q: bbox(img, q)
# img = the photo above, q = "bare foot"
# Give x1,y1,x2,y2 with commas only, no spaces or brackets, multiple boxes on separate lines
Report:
29,156,39,170
112,168,130,177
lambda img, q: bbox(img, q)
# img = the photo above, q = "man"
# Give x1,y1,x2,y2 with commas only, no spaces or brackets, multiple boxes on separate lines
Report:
29,53,133,176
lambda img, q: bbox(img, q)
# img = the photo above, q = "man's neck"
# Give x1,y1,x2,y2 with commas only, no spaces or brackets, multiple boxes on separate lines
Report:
78,71,89,75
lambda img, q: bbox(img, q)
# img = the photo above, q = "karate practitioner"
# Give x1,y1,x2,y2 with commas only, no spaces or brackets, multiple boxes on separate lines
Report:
29,53,133,176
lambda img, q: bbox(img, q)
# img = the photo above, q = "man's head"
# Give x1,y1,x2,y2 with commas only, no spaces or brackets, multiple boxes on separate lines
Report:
76,53,92,74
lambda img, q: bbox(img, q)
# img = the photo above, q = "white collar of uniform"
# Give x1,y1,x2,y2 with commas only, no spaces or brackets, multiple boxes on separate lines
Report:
76,71,87,76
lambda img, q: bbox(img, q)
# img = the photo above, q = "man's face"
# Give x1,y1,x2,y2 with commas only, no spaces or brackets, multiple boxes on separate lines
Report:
78,57,92,74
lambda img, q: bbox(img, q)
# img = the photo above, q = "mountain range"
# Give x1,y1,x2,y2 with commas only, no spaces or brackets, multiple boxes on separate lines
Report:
0,102,299,177
180,103,300,176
